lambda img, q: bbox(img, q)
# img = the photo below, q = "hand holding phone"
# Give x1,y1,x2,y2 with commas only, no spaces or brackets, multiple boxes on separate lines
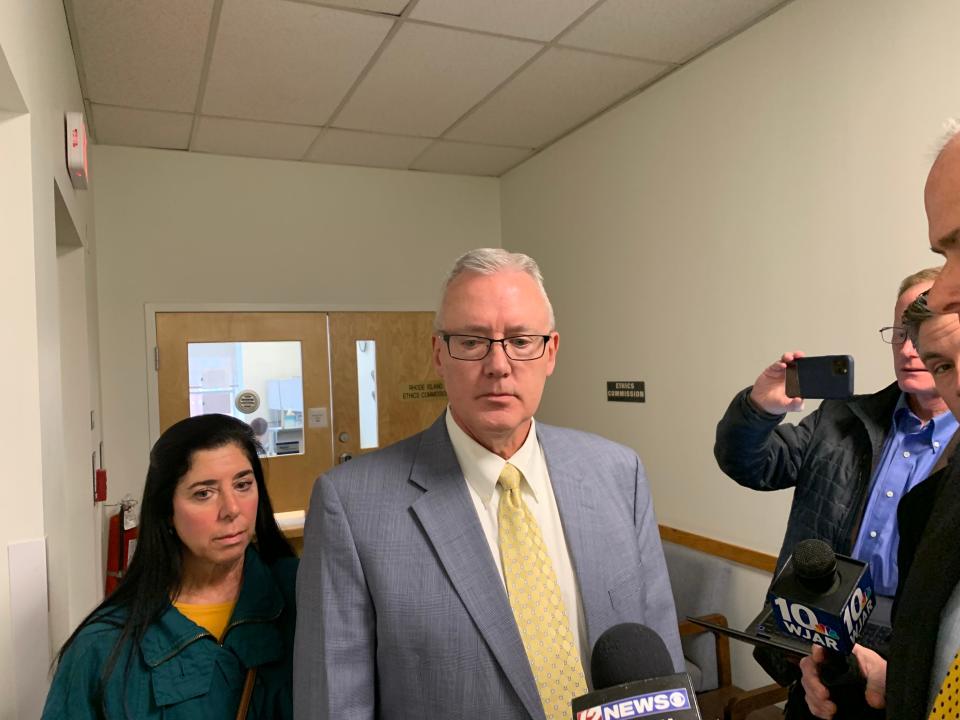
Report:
785,355,855,399
749,351,808,414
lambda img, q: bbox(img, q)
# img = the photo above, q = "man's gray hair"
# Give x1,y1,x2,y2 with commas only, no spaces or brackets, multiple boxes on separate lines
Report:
933,117,960,160
902,290,935,353
434,248,555,331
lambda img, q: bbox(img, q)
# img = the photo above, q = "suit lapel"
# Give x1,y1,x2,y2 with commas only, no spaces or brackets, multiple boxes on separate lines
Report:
409,417,545,720
538,424,614,651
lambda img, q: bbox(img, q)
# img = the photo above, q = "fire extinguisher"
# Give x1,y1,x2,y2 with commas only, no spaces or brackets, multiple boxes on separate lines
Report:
105,495,139,595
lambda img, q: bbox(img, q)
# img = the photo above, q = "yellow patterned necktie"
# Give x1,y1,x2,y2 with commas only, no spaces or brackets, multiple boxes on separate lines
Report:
497,462,587,720
929,649,960,719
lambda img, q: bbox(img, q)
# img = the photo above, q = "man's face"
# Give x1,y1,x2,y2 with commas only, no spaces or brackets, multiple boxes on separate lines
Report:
918,312,960,418
432,270,558,458
893,281,937,398
926,137,960,315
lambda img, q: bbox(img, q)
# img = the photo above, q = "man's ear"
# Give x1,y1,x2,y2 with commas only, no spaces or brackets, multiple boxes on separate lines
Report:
431,335,445,377
544,332,559,376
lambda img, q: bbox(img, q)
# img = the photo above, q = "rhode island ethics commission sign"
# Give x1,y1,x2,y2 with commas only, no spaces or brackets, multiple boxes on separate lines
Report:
606,381,645,403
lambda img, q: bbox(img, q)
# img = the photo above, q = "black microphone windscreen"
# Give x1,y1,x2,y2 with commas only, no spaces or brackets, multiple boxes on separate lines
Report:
590,623,674,689
793,539,840,593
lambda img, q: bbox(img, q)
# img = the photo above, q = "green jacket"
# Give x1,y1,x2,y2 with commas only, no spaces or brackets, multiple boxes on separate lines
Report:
43,547,297,719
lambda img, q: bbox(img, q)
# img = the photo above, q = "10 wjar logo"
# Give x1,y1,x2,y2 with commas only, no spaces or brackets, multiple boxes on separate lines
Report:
771,585,873,653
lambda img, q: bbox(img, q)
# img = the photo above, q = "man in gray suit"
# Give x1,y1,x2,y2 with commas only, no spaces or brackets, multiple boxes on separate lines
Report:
293,248,682,720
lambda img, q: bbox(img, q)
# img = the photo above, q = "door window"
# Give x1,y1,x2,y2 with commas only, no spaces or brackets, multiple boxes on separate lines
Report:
187,340,304,457
356,340,378,449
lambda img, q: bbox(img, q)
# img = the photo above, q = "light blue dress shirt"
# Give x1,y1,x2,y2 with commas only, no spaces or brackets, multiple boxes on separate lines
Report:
851,394,957,597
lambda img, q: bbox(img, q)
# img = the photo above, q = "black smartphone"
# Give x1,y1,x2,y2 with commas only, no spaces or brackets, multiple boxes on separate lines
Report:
784,355,854,399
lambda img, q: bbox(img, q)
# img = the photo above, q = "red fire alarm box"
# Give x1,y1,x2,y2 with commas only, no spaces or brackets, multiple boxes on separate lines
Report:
94,468,107,503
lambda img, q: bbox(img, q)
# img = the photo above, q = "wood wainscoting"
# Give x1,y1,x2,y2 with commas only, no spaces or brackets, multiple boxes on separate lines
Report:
659,525,777,574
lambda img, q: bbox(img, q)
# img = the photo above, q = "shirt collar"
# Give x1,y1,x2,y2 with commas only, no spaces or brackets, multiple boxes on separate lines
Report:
445,407,543,505
893,393,958,445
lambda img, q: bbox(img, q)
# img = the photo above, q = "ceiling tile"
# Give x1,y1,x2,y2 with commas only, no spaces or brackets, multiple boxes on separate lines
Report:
90,104,193,149
202,0,393,125
411,140,533,176
559,0,785,63
335,22,541,137
447,47,666,148
192,116,319,160
306,128,432,168
410,0,598,41
71,0,214,112
306,0,409,14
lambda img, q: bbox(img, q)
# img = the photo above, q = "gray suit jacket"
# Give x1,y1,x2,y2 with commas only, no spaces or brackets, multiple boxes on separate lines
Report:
293,415,682,719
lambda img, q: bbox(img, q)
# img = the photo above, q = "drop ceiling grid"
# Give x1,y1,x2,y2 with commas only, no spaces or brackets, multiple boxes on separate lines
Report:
447,47,669,149
65,0,796,175
201,0,394,126
408,0,601,42
559,0,788,63
297,0,418,162
90,104,195,150
300,0,410,14
193,116,320,159
333,22,543,137
412,141,534,176
71,0,216,113
306,128,434,168
400,0,604,174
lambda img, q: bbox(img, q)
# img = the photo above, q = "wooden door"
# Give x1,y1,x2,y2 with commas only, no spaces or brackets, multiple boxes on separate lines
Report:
156,312,333,513
328,312,446,463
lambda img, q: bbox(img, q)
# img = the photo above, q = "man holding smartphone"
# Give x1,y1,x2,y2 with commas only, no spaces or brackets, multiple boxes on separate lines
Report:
713,267,956,718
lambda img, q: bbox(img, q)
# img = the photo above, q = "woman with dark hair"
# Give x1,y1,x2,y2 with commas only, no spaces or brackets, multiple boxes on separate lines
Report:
43,413,298,719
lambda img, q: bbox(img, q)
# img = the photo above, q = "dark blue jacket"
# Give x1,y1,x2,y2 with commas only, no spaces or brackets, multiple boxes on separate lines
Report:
714,382,900,573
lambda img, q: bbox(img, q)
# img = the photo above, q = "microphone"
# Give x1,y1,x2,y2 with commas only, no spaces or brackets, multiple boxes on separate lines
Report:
767,539,878,717
571,623,701,720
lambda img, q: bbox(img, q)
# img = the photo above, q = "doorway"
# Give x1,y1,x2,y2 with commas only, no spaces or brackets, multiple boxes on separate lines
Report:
155,310,447,514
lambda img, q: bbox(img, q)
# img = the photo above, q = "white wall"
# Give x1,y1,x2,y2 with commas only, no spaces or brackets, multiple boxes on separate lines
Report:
0,0,99,716
92,146,501,505
501,0,960,687
55,235,104,635
0,107,46,720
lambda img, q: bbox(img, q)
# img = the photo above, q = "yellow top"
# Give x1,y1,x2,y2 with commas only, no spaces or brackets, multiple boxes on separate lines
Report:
173,599,237,641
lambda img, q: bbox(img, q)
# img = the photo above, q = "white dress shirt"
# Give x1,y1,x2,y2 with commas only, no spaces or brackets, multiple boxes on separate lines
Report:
445,408,591,682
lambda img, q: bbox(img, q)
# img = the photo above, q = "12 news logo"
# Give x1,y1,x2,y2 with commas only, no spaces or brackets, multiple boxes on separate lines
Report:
576,689,691,720
771,586,874,651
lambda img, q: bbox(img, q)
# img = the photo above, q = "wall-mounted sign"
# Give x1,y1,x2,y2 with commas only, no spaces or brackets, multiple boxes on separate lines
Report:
235,390,260,414
400,381,447,401
606,381,645,403
308,407,329,428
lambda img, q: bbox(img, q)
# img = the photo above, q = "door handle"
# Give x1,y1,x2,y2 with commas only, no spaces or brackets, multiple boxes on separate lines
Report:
338,452,354,463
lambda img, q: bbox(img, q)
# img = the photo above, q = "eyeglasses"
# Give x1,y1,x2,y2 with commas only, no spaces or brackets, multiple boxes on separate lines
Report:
879,326,908,344
440,333,551,361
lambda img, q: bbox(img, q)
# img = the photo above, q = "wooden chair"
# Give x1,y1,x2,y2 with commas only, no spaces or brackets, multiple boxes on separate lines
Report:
680,613,789,720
